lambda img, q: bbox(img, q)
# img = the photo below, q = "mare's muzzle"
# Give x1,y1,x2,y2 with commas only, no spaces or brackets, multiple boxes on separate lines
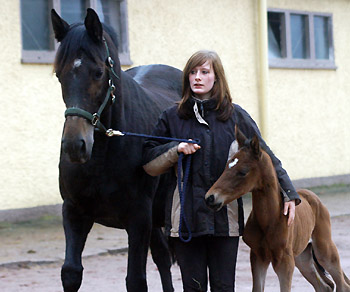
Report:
61,116,94,164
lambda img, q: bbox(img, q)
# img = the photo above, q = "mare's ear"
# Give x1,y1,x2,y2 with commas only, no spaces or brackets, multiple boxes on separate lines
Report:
235,125,248,149
250,135,262,160
85,8,103,43
51,9,70,42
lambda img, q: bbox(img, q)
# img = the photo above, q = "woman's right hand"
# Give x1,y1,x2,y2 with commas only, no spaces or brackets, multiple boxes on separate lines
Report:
178,142,201,155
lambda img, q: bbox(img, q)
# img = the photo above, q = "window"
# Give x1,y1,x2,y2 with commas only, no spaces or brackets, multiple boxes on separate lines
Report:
268,9,335,69
20,0,131,65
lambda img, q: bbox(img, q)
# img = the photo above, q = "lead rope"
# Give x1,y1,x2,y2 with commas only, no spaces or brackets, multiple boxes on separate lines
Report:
106,130,197,243
177,153,192,242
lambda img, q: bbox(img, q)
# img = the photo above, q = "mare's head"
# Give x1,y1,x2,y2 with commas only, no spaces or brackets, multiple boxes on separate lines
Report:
52,8,120,163
205,126,263,211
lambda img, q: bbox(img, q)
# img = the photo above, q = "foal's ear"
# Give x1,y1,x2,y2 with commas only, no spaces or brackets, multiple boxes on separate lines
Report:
235,125,248,149
250,135,261,160
85,8,103,43
51,9,70,42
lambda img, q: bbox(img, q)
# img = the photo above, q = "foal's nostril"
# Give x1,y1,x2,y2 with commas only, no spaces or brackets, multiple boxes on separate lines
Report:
205,194,215,206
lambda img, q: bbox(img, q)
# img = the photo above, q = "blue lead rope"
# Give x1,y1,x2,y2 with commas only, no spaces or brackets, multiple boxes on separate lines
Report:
109,130,198,243
177,153,193,242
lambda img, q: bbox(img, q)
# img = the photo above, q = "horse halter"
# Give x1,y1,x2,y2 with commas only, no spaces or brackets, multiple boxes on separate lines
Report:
64,37,119,134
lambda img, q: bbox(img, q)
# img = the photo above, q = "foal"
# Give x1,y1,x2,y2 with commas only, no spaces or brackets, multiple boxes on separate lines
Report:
205,126,350,292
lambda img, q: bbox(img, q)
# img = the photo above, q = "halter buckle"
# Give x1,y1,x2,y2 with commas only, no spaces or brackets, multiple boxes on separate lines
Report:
91,113,99,126
108,56,114,68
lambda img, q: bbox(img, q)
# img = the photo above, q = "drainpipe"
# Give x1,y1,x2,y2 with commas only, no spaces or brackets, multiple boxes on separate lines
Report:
258,0,269,142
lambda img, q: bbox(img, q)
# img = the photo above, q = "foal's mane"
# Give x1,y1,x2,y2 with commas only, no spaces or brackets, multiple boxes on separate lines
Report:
54,22,119,73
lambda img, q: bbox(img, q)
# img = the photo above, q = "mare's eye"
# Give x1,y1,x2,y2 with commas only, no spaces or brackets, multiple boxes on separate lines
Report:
94,69,104,80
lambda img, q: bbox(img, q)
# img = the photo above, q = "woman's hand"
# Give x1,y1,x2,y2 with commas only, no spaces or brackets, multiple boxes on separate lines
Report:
178,142,201,155
284,200,296,226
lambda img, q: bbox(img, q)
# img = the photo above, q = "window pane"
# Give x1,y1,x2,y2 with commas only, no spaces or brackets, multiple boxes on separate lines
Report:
291,14,308,59
61,0,86,25
314,16,330,59
96,0,122,51
21,0,50,50
268,12,283,59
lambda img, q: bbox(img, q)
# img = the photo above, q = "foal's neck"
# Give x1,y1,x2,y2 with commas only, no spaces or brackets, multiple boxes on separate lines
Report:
251,153,283,228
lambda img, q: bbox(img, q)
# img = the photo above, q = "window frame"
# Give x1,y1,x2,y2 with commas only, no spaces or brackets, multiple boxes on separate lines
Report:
20,0,132,65
268,8,336,70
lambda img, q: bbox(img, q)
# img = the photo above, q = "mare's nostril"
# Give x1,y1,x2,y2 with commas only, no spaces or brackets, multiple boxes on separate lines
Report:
79,139,86,153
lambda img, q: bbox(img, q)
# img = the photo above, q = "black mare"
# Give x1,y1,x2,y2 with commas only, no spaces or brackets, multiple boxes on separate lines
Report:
51,9,181,292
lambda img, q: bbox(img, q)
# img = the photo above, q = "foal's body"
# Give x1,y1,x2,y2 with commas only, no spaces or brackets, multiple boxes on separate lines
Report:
205,127,350,292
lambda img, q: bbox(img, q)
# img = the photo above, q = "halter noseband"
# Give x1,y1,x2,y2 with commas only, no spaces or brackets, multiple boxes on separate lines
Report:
64,37,119,134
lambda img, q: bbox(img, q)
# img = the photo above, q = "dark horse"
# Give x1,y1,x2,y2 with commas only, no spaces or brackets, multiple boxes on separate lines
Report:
51,8,181,292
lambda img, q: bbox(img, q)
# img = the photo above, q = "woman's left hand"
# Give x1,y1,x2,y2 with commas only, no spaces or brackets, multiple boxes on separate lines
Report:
284,200,296,226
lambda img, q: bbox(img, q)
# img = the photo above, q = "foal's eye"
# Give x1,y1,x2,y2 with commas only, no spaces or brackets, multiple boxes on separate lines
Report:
94,69,104,80
237,168,249,177
237,171,247,177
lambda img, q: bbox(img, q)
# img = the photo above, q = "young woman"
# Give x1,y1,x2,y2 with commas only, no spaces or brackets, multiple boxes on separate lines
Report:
143,50,300,292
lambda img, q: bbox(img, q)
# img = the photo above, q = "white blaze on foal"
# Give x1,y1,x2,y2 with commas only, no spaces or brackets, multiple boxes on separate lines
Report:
228,158,239,169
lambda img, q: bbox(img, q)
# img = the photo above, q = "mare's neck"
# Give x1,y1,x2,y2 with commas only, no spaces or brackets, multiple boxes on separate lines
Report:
251,154,283,229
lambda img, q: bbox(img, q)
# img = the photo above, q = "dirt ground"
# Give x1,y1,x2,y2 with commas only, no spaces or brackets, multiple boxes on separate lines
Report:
0,185,349,291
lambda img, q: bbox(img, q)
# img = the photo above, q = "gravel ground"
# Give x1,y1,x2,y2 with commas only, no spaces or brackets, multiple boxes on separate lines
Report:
0,185,349,291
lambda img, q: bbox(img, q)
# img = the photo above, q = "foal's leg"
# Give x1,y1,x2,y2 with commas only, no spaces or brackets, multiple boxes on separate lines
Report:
150,227,174,292
271,249,294,292
312,206,350,292
295,242,334,292
61,200,94,292
250,250,270,292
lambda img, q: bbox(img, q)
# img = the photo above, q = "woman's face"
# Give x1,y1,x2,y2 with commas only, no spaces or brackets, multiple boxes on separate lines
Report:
189,61,216,100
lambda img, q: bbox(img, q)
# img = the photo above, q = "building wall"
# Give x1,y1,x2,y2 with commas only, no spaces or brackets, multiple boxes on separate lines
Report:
0,1,64,210
0,0,348,211
267,0,350,179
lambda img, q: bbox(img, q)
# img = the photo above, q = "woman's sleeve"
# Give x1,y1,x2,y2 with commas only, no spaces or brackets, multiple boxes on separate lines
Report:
142,111,179,177
235,105,301,205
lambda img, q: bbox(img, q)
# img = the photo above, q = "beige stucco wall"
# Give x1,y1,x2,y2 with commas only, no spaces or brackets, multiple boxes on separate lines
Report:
0,0,259,211
267,0,350,179
0,1,64,210
0,0,348,211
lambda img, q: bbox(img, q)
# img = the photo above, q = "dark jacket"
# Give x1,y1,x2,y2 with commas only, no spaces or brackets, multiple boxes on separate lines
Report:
143,98,300,238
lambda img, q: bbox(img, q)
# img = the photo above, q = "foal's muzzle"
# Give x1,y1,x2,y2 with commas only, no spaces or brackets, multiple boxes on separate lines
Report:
205,194,223,211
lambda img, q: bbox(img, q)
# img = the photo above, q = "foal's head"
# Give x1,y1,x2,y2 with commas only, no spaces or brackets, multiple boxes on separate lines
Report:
205,126,263,211
52,9,120,163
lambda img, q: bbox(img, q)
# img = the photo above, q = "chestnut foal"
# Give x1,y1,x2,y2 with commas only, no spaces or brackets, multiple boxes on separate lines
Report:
205,126,350,292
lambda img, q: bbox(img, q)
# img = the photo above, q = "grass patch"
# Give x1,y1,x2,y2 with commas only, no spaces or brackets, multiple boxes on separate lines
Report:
309,184,350,195
0,215,62,231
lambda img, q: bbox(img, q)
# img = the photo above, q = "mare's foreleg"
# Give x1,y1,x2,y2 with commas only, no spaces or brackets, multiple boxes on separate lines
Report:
295,242,334,292
150,227,174,292
312,207,350,292
61,200,94,292
125,199,153,292
250,250,270,292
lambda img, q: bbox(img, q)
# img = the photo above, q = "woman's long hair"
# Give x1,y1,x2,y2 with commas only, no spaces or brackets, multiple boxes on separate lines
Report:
178,50,234,121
